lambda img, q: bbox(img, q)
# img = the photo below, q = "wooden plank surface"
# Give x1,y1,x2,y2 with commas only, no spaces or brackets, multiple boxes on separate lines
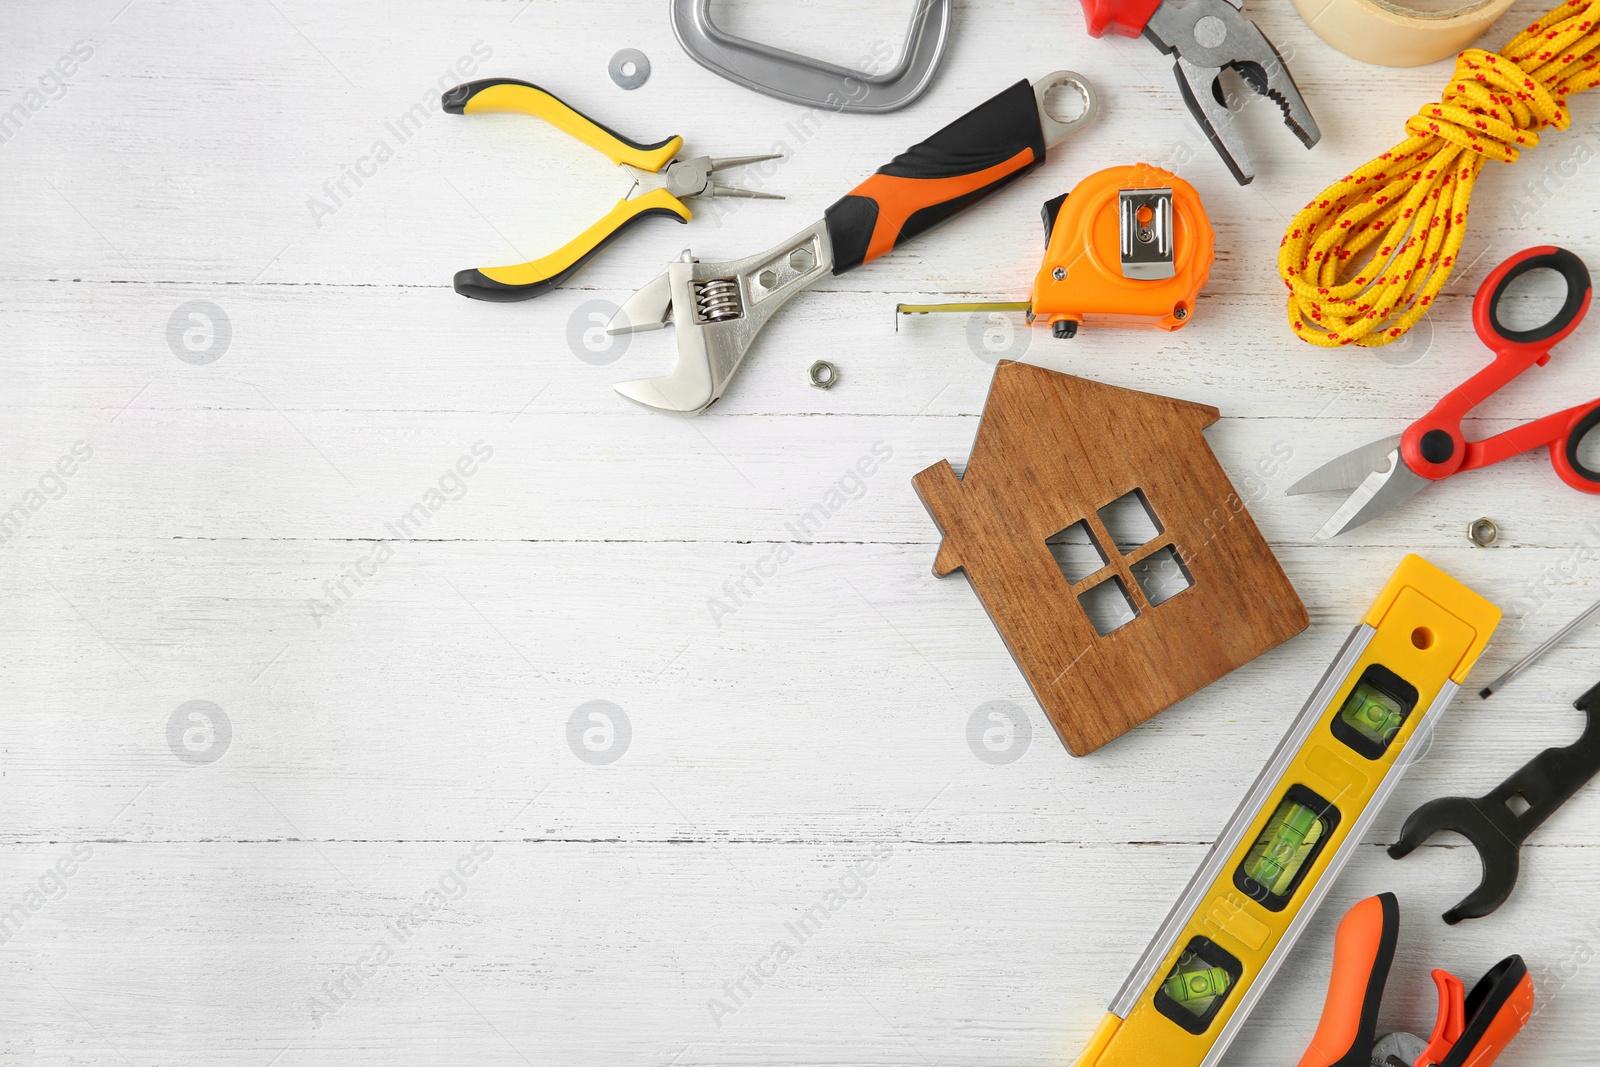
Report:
5,1,1600,1064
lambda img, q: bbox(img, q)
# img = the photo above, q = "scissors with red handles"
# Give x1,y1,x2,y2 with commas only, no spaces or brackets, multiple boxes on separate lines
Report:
1289,246,1600,541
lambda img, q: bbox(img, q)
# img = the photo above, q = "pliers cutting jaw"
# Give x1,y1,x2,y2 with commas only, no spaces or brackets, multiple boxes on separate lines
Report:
442,78,780,302
1144,0,1319,184
624,154,785,202
1086,0,1320,185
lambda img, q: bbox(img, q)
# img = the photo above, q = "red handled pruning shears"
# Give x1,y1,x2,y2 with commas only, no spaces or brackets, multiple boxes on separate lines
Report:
1296,894,1532,1067
1289,246,1600,540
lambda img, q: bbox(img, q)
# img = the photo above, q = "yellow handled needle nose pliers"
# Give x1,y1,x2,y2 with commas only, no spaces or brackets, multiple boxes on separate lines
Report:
442,78,782,302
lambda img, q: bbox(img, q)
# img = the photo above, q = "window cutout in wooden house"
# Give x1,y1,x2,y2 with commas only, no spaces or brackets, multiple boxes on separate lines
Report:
1047,520,1108,584
1131,544,1194,607
1098,488,1163,551
1079,576,1138,635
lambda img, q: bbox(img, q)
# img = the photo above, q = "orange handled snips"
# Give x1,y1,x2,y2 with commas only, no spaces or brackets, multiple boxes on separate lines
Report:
1297,894,1532,1067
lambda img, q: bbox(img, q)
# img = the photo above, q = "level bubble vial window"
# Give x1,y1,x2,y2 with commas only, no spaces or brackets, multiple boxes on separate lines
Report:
1154,936,1241,1034
1163,952,1229,1013
1233,785,1340,911
1343,683,1405,744
1330,663,1419,760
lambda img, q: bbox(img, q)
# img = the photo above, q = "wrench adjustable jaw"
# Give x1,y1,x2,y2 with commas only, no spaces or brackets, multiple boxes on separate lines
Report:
1144,0,1320,185
606,71,1094,414
608,221,835,414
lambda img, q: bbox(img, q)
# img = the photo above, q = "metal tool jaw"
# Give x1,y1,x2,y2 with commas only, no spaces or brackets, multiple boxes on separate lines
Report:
626,154,786,203
1286,435,1432,541
1370,1031,1428,1067
670,0,952,114
607,71,1096,415
607,222,835,414
1143,0,1320,185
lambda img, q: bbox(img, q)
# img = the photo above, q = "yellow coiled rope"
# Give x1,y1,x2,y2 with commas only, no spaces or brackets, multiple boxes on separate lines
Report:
1279,0,1600,348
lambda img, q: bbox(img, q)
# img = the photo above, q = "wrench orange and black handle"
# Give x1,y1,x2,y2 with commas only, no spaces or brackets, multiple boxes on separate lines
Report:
824,77,1054,274
1296,894,1533,1067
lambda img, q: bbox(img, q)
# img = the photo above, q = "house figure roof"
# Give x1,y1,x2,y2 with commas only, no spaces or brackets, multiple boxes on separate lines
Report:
913,360,1308,755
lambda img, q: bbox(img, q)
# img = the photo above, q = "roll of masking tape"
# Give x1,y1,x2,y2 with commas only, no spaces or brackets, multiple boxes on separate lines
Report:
1291,0,1517,67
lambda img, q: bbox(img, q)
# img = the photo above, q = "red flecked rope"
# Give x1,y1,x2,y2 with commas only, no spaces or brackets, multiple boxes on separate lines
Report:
1278,0,1600,347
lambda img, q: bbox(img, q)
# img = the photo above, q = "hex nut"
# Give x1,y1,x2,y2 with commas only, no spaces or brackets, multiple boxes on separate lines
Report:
808,360,839,389
1468,518,1499,547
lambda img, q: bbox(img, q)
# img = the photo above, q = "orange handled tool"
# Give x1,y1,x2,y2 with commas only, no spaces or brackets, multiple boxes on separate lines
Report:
605,72,1098,415
1297,894,1532,1067
823,76,1092,272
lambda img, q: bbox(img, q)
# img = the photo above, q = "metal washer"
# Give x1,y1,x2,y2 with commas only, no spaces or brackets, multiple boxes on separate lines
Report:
609,48,651,90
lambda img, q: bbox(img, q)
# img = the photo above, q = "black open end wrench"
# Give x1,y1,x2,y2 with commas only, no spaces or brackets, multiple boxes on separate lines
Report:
1389,679,1600,923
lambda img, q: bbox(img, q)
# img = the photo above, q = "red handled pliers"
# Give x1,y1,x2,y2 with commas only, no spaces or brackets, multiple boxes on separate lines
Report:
1077,0,1319,184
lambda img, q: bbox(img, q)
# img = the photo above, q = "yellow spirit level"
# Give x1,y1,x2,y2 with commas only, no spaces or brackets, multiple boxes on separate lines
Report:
1072,555,1500,1067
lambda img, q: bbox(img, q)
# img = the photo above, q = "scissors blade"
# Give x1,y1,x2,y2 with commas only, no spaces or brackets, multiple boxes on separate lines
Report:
1286,435,1404,496
1312,450,1432,541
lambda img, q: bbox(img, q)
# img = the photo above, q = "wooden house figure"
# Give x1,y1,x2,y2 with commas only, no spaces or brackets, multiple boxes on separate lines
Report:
914,361,1307,755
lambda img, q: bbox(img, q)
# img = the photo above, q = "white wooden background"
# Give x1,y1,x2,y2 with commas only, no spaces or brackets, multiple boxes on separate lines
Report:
6,1,1600,1064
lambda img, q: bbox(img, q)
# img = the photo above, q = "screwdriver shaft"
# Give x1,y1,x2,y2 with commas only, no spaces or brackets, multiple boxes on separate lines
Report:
1480,595,1600,698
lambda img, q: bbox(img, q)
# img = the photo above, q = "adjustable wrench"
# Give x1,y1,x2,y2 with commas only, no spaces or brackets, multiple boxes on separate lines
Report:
606,72,1098,415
